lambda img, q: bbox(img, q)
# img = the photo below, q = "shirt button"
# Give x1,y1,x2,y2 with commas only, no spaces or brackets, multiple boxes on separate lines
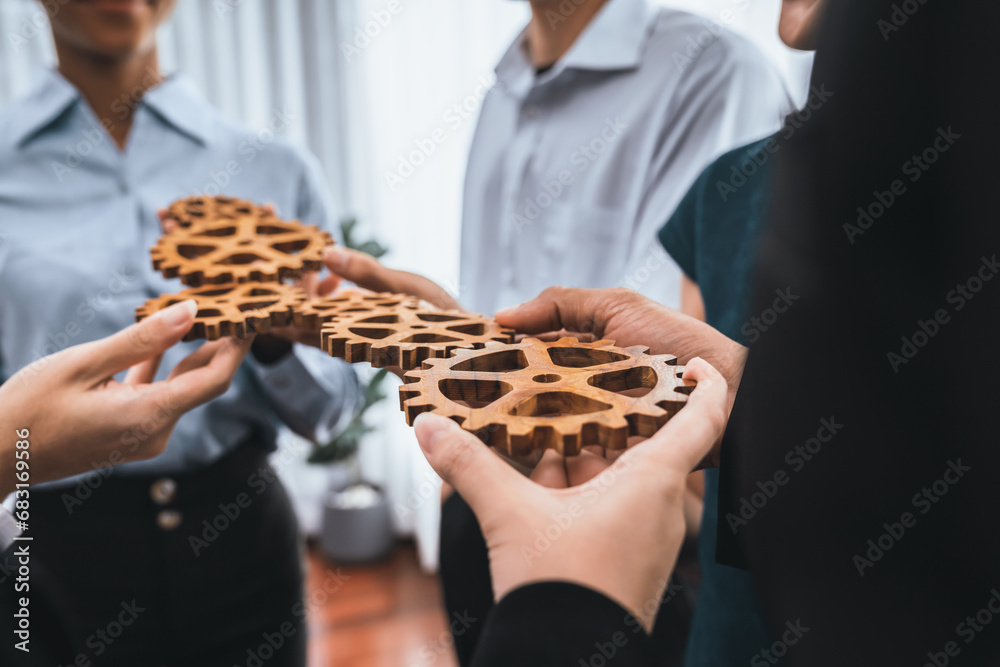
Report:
157,510,182,531
150,478,177,505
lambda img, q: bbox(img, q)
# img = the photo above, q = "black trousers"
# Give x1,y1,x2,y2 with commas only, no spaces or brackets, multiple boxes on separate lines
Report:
1,444,306,667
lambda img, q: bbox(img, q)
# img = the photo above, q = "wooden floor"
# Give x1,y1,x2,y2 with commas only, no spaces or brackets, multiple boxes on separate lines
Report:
306,541,460,667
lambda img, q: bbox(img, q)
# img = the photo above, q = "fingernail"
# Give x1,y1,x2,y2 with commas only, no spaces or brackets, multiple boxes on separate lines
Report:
413,413,452,454
160,299,197,326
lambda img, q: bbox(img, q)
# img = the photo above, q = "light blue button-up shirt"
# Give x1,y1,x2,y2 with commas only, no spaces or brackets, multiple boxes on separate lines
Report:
0,70,359,480
460,0,793,314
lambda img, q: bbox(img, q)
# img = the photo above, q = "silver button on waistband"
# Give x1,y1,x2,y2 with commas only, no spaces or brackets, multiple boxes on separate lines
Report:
157,510,182,531
150,478,177,505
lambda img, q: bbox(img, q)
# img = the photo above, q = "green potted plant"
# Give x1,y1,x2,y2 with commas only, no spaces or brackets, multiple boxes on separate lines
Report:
316,219,396,564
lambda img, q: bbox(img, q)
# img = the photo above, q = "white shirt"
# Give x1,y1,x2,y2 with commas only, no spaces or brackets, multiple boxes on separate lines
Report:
460,0,793,314
0,499,18,552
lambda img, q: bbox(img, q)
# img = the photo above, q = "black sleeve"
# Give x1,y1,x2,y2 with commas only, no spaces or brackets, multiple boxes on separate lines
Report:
471,582,657,667
439,492,495,666
719,0,1000,664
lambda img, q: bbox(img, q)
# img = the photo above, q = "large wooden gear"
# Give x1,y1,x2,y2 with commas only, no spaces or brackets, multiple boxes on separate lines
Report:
313,292,515,370
399,337,693,456
136,282,307,341
151,215,333,286
165,195,268,230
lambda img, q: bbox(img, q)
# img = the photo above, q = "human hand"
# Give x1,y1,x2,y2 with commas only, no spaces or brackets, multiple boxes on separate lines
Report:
413,357,728,633
0,301,251,497
323,247,462,312
496,287,747,411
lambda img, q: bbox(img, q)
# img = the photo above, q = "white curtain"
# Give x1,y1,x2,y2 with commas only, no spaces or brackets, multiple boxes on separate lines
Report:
0,0,811,570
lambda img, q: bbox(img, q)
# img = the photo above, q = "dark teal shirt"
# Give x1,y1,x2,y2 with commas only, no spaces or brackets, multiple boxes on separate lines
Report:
659,135,778,667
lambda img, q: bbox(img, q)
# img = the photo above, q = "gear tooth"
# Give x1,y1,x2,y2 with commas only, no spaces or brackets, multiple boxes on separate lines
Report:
593,339,615,348
624,344,650,357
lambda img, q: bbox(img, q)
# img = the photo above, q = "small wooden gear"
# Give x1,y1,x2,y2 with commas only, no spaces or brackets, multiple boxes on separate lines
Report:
314,292,515,370
399,337,693,456
135,282,307,341
165,195,268,230
292,291,423,332
151,215,333,287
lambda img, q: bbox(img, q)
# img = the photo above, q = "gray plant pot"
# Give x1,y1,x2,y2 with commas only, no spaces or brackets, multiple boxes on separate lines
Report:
319,482,394,564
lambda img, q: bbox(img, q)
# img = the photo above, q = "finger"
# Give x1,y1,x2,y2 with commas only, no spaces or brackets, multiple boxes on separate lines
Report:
495,287,613,337
124,353,163,385
565,449,613,487
157,209,180,234
299,272,319,299
530,449,569,489
79,300,197,383
166,339,229,379
263,203,276,216
414,413,536,515
325,246,394,293
318,273,341,296
150,336,251,414
618,357,728,475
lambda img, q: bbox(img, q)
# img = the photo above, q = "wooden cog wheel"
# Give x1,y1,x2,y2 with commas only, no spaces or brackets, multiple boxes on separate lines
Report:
316,293,515,370
293,291,424,333
135,282,307,341
399,337,694,457
151,215,333,286
165,195,268,230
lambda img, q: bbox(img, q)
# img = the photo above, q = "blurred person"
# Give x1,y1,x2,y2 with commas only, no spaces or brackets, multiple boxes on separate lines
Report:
460,0,1000,660
657,1,826,664
0,302,248,662
329,0,793,660
0,1,359,664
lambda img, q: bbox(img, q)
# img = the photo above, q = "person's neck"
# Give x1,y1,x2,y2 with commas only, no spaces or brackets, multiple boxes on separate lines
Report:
56,44,162,150
526,0,609,69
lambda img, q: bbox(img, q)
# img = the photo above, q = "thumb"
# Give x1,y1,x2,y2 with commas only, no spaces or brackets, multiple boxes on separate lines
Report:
80,300,197,382
325,246,392,293
414,414,533,517
616,357,728,476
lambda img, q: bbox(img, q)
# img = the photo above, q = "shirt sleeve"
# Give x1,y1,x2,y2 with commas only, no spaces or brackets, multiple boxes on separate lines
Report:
471,582,657,666
244,148,363,443
658,172,703,284
628,32,791,304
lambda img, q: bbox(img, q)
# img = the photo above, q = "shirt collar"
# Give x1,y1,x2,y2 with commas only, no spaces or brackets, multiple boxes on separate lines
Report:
141,74,211,146
10,69,79,149
10,69,211,149
496,0,658,99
